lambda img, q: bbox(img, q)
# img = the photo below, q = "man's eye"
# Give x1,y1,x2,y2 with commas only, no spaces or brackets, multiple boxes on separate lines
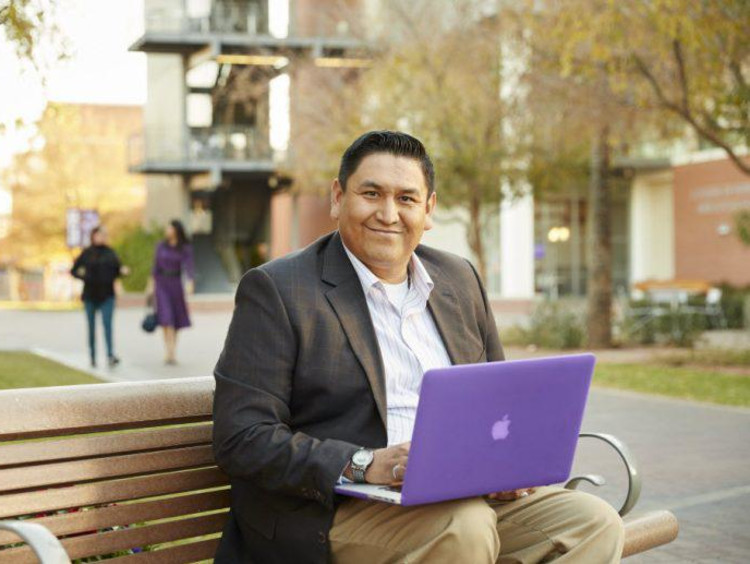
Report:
400,196,416,203
364,191,378,197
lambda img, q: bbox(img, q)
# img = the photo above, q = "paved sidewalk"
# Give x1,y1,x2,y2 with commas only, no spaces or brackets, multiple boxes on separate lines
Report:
1,308,749,562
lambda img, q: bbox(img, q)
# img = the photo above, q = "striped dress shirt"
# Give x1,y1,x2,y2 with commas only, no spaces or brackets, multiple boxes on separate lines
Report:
343,245,453,445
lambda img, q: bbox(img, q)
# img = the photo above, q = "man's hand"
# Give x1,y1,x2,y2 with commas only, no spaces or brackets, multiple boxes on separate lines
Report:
364,442,411,485
487,488,537,501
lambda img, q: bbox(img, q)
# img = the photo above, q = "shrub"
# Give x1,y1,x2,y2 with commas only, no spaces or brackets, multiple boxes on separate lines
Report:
717,283,750,329
112,224,162,292
519,301,585,349
621,306,708,347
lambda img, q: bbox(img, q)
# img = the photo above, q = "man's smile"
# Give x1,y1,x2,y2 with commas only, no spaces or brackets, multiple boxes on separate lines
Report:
366,226,403,236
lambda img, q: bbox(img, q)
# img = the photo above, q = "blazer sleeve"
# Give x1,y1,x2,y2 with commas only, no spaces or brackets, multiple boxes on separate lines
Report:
212,267,359,509
467,260,505,362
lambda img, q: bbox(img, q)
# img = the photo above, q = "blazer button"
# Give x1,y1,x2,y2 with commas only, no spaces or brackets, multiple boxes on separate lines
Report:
318,531,327,544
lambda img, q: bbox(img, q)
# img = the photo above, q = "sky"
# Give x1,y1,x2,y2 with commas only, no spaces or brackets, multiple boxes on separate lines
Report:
0,0,147,213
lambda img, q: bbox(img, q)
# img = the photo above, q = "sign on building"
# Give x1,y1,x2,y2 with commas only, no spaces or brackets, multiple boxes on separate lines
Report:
66,208,100,248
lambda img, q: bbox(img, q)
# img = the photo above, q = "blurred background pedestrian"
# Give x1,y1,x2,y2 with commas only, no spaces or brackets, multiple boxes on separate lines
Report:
70,225,129,368
146,219,195,365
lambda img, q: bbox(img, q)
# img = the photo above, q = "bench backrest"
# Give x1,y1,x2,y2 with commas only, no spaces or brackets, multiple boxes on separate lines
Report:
0,377,229,563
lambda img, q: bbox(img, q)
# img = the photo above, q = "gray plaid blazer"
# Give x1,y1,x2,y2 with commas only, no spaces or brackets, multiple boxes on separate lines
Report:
212,231,504,563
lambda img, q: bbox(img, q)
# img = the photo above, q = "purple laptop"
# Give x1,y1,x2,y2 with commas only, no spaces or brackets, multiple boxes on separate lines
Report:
335,353,595,506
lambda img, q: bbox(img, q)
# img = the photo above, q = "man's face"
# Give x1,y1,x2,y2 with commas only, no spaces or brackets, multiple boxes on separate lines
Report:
331,153,436,281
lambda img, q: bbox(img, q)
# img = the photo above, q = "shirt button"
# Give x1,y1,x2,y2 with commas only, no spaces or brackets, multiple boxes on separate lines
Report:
318,531,327,544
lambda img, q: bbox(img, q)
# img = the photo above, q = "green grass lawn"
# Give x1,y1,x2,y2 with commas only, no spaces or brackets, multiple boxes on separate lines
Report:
0,351,101,389
595,363,750,407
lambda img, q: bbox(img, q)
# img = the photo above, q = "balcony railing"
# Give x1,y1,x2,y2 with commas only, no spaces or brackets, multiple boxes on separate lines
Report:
144,0,360,39
128,126,274,169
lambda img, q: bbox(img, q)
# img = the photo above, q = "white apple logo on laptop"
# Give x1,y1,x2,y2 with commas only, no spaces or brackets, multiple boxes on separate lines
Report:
492,414,511,440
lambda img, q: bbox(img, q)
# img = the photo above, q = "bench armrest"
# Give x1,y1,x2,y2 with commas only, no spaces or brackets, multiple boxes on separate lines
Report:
564,432,642,517
0,521,71,563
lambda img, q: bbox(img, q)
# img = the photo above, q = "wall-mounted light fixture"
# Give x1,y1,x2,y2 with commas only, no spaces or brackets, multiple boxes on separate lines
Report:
547,226,570,243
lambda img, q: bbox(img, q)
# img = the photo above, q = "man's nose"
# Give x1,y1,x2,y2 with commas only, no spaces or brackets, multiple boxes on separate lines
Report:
376,197,399,224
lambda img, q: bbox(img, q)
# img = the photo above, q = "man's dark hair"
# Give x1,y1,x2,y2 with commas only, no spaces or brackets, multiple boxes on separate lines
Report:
338,130,435,196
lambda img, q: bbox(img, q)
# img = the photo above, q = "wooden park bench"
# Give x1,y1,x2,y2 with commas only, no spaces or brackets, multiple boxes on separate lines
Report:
0,378,679,563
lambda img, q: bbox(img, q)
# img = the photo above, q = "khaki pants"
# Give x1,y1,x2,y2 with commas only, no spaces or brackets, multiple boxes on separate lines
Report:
330,486,624,563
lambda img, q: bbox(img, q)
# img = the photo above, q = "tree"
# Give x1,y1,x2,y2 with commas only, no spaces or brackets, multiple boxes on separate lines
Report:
0,0,68,142
0,0,67,66
289,0,527,281
542,0,749,175
520,1,668,347
1,103,145,266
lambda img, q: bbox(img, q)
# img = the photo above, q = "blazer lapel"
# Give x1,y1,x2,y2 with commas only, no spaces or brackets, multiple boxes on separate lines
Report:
421,255,474,365
322,234,388,427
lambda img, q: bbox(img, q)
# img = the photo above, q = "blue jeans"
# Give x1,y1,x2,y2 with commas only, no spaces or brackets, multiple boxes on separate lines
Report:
84,297,115,363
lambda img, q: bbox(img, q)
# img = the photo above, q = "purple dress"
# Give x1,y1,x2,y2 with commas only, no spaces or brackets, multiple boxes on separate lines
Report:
152,241,194,330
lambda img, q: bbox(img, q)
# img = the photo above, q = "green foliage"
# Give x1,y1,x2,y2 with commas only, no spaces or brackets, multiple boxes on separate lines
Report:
112,224,162,292
595,363,750,407
0,0,67,64
516,301,585,350
0,351,100,389
660,348,750,369
622,304,708,348
735,210,750,246
717,283,750,329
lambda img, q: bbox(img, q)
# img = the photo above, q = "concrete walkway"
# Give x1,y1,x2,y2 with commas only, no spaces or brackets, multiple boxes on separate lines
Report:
1,308,749,562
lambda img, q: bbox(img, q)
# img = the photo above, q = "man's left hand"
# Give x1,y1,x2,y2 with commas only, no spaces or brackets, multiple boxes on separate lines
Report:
487,488,536,501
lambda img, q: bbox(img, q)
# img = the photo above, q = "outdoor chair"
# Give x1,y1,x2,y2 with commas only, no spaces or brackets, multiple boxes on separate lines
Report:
0,378,678,562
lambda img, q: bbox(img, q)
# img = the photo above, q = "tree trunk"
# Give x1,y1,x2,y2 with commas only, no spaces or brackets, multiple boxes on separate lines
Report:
466,194,487,283
586,125,613,348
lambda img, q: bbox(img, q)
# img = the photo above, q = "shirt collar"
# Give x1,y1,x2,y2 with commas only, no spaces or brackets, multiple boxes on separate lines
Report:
342,242,435,301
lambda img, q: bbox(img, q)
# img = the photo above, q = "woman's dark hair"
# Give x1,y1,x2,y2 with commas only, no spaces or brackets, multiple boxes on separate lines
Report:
169,219,190,248
337,130,435,196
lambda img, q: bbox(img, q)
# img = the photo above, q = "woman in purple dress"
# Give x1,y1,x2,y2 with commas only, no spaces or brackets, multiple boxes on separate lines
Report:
146,219,195,364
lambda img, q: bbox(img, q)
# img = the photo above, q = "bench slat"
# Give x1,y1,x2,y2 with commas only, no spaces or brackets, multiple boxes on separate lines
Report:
0,467,229,519
1,512,227,563
0,423,213,467
0,490,231,547
0,445,216,493
106,537,222,563
0,377,214,441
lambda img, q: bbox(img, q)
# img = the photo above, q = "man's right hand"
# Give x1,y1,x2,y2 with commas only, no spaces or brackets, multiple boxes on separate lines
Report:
365,442,410,485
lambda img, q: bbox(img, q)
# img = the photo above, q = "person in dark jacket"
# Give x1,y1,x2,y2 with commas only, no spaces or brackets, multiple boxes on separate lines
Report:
71,225,128,368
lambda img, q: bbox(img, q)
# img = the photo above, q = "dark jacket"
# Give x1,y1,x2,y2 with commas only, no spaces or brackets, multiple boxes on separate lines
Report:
212,231,504,563
70,245,122,303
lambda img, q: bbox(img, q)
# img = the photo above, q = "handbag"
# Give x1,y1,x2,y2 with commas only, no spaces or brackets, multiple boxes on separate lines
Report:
141,294,158,333
141,312,158,333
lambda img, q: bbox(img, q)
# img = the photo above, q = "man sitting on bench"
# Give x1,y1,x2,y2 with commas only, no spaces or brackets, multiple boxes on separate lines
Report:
212,130,625,563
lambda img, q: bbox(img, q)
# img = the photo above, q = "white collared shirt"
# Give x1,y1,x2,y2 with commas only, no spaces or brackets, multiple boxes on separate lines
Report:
343,245,453,445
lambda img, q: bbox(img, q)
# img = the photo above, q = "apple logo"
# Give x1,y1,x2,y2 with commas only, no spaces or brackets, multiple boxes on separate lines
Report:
492,414,511,440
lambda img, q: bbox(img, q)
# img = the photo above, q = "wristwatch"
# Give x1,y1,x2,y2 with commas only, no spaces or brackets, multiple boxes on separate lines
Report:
350,448,375,483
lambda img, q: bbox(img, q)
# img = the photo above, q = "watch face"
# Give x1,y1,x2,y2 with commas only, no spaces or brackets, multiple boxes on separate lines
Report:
352,449,374,466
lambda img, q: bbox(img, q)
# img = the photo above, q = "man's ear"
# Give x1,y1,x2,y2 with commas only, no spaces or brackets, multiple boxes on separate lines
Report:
424,191,437,231
330,178,343,221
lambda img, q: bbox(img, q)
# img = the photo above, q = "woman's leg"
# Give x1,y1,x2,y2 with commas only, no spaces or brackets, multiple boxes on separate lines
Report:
83,300,97,366
163,326,177,364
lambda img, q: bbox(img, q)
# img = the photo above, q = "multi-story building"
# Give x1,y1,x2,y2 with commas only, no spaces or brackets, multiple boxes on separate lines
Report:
129,0,365,291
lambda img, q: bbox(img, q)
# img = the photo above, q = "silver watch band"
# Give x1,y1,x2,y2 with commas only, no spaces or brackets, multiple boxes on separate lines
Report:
352,465,367,483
